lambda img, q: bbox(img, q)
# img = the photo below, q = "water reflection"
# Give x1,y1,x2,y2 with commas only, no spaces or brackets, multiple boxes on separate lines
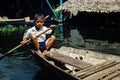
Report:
55,24,85,48
64,29,84,47
54,24,120,55
54,24,85,47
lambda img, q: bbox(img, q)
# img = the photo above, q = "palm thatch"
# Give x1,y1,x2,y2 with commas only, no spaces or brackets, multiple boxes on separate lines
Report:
56,0,120,16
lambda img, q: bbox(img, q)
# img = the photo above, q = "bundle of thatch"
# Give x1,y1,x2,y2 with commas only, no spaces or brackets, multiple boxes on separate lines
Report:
56,0,120,16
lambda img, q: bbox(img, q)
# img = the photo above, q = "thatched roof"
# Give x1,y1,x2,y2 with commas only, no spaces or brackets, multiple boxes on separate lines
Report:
56,0,120,16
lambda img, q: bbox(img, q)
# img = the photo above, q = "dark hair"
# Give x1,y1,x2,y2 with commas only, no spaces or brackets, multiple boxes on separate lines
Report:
34,14,45,22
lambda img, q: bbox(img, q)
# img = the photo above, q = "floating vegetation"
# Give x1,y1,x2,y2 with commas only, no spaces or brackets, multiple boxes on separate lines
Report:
0,25,17,35
0,25,29,36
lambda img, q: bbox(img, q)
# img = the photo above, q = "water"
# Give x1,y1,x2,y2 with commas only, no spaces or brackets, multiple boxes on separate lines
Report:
0,50,61,80
0,51,40,80
0,24,120,80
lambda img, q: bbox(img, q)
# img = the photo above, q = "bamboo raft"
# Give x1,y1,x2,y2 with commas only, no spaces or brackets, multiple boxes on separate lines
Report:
32,46,120,80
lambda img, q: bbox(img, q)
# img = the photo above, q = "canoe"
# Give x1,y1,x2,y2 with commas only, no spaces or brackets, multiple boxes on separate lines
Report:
31,46,120,80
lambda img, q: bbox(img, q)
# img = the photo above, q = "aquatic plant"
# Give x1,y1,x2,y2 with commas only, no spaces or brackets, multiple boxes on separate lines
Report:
0,25,29,36
0,25,17,35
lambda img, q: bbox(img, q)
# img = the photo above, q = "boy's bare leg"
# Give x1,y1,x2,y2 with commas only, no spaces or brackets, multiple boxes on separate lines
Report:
31,34,42,54
44,35,56,53
46,35,56,50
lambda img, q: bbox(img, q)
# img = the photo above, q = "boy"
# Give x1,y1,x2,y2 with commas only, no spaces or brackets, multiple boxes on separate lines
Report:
21,14,56,54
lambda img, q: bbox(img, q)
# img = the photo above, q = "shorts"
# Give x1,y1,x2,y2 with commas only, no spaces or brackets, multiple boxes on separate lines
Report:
39,41,46,52
29,41,46,52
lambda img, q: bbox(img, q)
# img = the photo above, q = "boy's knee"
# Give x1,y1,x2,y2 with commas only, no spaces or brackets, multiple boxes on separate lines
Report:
31,34,37,39
51,35,56,40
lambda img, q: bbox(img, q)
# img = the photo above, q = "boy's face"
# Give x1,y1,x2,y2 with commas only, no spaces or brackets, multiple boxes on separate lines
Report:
35,18,44,28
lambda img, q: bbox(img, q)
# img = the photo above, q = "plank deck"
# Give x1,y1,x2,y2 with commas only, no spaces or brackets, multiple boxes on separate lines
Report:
74,60,117,78
45,51,93,69
83,63,120,80
73,60,120,80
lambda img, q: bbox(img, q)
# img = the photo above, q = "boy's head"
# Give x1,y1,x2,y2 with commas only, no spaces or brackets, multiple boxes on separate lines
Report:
34,14,45,28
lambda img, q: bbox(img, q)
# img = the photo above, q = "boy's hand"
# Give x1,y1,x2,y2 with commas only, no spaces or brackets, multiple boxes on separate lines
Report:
50,25,56,29
20,39,28,45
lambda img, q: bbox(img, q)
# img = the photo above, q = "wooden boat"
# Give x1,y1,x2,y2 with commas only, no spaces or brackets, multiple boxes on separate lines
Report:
31,46,120,80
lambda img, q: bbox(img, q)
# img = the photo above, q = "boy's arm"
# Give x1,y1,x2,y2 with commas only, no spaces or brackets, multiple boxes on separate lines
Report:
20,38,28,45
20,30,30,45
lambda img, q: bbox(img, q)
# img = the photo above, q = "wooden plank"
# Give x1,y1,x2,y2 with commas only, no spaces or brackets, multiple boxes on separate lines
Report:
102,70,120,80
74,60,117,78
45,51,93,69
83,63,120,80
111,75,120,80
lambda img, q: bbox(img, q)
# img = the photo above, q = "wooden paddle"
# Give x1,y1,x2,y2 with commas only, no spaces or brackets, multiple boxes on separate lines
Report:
0,25,56,60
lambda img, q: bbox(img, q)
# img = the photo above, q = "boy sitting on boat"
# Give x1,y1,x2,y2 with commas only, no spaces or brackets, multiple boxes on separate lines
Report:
20,14,56,54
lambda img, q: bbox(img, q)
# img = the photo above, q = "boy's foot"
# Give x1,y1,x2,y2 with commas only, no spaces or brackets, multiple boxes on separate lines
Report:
37,50,42,54
43,50,48,55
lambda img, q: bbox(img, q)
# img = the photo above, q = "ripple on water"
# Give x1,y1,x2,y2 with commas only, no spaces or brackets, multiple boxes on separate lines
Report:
0,71,6,79
0,51,41,80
